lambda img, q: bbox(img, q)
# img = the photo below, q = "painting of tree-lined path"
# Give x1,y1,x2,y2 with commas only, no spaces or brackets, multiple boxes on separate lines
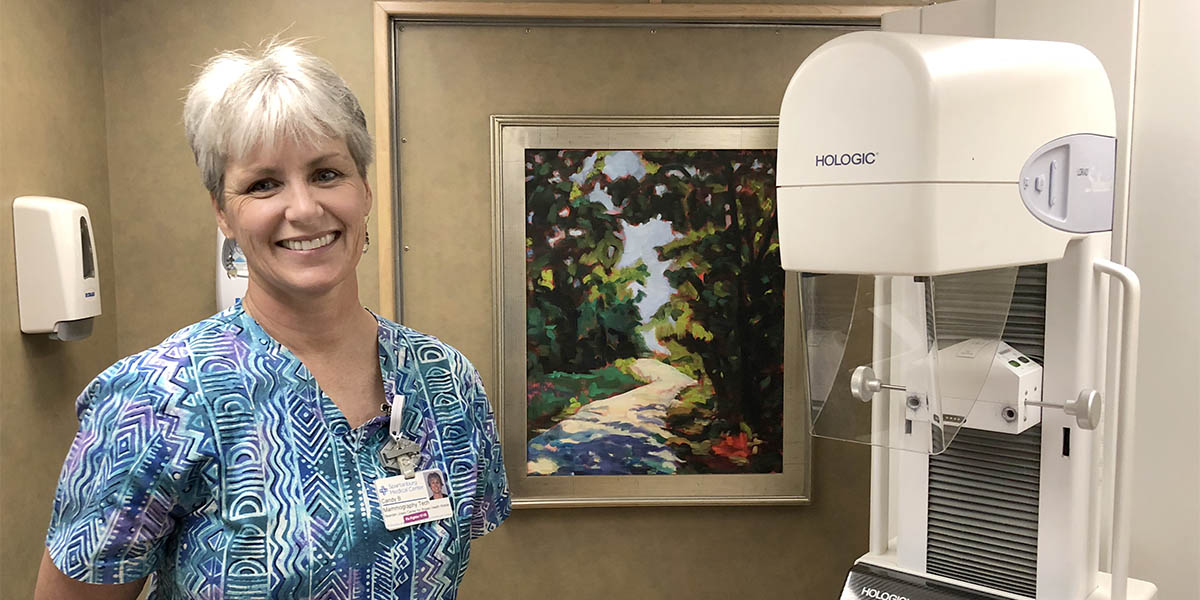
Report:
524,148,785,476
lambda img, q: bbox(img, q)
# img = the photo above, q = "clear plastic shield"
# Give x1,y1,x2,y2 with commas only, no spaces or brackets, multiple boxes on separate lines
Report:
801,268,1019,454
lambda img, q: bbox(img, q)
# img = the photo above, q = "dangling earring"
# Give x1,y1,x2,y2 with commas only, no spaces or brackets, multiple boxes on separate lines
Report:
362,215,370,254
221,237,242,278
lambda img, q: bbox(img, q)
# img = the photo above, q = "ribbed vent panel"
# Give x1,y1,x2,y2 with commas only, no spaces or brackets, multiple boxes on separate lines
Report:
927,265,1048,364
927,426,1042,598
1003,264,1048,364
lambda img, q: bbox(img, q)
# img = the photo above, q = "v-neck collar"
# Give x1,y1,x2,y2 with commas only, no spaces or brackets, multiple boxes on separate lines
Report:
230,300,411,435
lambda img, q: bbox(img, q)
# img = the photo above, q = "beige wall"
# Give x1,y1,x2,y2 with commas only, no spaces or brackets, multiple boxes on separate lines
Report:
0,0,119,594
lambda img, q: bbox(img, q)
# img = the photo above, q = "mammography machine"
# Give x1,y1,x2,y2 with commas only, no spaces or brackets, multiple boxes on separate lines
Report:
777,32,1156,599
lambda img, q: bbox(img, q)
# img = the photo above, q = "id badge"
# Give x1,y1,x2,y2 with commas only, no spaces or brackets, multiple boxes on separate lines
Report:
374,468,453,530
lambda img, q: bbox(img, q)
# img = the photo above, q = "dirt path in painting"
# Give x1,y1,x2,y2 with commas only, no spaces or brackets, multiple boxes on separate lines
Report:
526,358,698,476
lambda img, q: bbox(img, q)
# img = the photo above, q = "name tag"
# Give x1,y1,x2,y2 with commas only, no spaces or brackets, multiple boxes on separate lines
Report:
374,468,453,530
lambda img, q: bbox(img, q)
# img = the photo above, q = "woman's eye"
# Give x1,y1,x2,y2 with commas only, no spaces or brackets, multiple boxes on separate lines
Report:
314,169,342,183
246,179,278,194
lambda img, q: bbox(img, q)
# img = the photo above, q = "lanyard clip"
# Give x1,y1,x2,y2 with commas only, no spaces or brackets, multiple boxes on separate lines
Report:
379,437,421,479
380,393,420,477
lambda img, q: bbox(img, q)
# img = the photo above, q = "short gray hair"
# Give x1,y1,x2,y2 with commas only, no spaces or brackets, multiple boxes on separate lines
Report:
183,40,373,204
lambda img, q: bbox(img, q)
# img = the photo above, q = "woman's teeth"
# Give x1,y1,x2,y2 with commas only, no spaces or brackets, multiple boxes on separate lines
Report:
280,232,336,251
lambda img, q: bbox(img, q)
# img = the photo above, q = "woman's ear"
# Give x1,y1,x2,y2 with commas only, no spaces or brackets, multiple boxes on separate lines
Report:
212,194,234,239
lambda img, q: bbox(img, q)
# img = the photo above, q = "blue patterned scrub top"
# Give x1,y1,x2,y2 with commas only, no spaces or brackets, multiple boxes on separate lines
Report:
46,303,511,599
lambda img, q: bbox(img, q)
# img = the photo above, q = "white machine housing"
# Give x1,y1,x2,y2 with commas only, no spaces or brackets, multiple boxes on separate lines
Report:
778,32,1153,600
922,340,1043,435
777,31,1116,276
12,196,102,341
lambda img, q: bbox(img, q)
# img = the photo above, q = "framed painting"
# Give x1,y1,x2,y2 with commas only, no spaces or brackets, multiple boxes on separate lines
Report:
491,116,810,507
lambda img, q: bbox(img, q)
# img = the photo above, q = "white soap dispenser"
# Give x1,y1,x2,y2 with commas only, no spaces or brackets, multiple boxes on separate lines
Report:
12,196,102,341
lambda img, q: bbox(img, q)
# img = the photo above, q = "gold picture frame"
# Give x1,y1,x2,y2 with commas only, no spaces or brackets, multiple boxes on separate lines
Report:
492,115,810,507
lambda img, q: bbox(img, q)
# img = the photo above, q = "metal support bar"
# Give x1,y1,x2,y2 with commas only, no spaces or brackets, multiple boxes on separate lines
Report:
870,276,891,555
1094,258,1141,600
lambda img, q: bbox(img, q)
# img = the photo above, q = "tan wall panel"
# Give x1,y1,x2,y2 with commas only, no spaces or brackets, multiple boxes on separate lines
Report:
100,0,379,356
0,0,118,594
395,24,871,598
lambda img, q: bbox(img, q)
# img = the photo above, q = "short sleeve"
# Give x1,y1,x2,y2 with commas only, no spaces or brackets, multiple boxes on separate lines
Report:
46,348,214,583
465,369,511,539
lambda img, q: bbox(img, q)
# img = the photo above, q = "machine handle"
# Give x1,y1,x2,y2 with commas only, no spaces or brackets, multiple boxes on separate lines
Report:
1094,259,1141,600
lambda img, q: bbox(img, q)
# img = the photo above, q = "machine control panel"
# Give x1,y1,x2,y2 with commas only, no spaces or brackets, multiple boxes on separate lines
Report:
1018,133,1116,234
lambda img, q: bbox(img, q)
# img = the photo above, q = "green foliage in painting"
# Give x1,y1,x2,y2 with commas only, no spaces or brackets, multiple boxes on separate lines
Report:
525,151,651,378
608,151,785,471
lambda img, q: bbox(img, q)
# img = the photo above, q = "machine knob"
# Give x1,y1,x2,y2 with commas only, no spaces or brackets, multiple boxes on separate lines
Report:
1066,389,1103,430
1028,389,1103,430
850,366,906,403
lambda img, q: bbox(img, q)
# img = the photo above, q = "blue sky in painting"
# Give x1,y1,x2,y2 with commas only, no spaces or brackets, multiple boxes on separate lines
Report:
600,150,647,181
618,219,679,353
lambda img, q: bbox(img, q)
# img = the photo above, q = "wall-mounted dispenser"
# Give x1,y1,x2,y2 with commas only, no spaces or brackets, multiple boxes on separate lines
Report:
13,196,101,341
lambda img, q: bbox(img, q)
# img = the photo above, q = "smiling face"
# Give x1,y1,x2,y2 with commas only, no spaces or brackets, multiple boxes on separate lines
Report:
216,136,370,304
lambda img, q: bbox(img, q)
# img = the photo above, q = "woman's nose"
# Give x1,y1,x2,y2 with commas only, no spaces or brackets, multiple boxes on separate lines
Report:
283,183,324,221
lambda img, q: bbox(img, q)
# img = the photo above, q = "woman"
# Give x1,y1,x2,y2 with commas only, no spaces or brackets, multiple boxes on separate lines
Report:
34,41,509,599
427,472,447,501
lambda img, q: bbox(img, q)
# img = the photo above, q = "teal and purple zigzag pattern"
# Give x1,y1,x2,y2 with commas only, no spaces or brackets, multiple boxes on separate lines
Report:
47,305,510,599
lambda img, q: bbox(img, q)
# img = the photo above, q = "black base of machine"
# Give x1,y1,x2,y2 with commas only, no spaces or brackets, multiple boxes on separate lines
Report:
841,563,1016,600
